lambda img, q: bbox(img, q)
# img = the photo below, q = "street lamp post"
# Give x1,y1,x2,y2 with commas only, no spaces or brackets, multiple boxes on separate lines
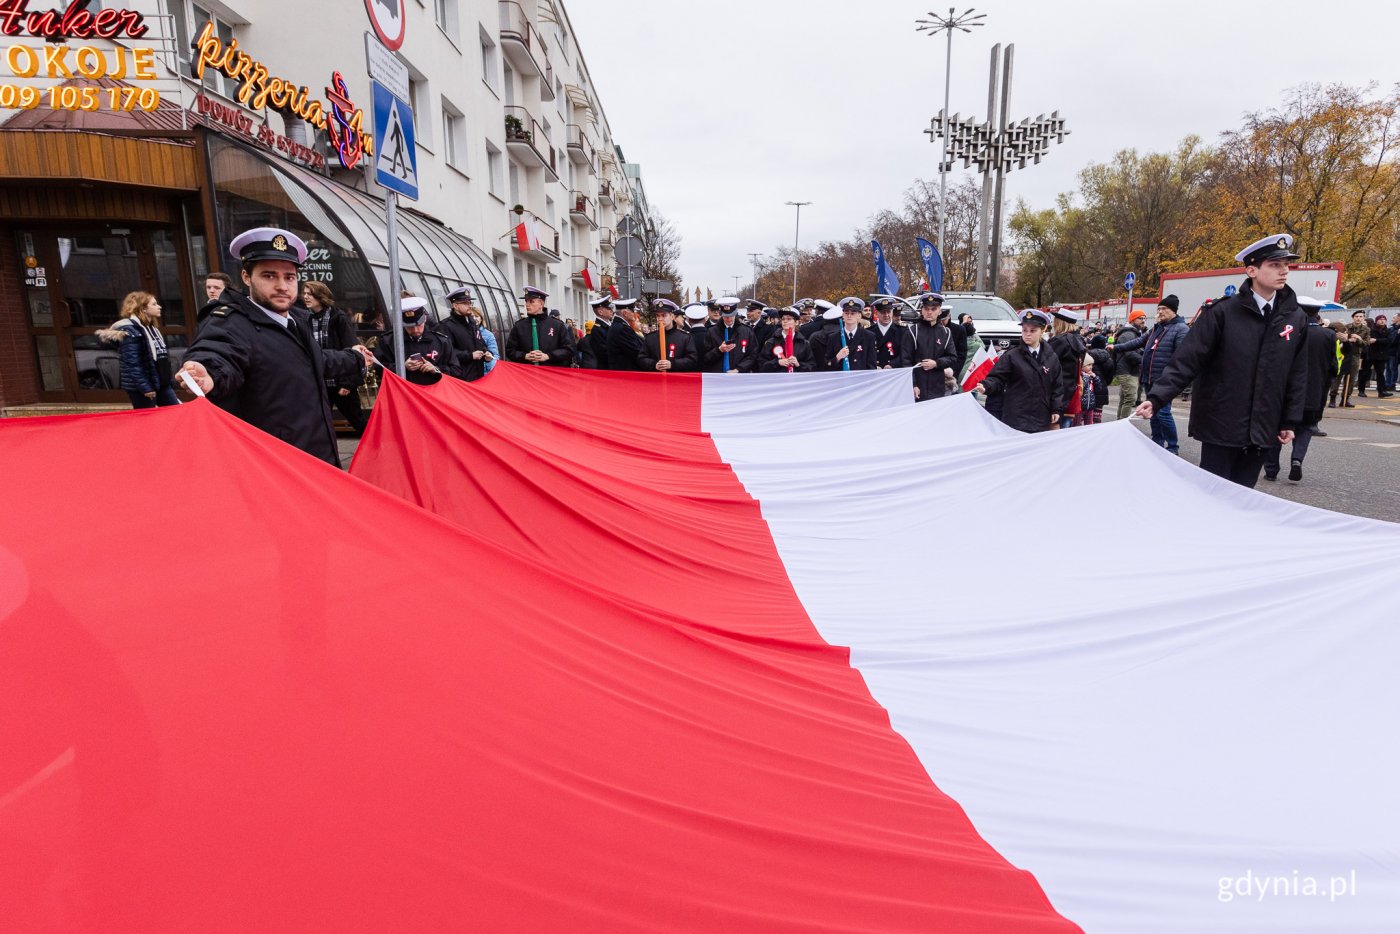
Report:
785,201,810,304
916,8,985,254
747,252,763,300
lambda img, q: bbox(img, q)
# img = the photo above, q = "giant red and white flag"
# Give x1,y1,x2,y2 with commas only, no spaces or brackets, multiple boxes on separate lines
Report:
4,368,1398,931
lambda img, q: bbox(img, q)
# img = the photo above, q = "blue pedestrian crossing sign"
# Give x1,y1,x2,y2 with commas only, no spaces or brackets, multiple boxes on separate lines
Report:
372,80,418,200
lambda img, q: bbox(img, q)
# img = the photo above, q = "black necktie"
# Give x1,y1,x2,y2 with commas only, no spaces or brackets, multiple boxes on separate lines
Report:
1262,302,1272,315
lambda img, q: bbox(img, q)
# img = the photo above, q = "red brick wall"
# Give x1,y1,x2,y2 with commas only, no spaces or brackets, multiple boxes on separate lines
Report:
0,223,41,408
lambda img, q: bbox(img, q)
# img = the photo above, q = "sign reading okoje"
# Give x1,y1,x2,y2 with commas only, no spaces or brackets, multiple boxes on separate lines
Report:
371,80,417,200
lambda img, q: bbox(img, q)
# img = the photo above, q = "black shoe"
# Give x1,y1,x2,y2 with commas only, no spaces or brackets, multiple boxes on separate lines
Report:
1344,402,1357,407
1289,462,1302,481
1312,429,1327,437
1358,391,1367,397
1263,471,1278,481
1381,392,1394,398
1328,400,1337,408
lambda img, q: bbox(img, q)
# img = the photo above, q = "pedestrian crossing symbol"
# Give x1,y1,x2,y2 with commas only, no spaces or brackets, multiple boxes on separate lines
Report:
371,80,419,200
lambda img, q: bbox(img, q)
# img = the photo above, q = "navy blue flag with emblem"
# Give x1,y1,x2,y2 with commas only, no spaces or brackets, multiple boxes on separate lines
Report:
915,238,944,294
872,240,900,297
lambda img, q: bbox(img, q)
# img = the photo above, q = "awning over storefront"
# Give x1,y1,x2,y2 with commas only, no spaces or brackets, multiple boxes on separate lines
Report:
209,136,516,333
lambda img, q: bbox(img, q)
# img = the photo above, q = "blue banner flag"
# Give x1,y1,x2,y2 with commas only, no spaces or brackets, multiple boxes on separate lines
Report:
916,238,944,294
872,240,900,297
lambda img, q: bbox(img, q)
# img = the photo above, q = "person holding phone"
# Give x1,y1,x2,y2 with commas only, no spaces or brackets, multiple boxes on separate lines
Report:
373,297,459,385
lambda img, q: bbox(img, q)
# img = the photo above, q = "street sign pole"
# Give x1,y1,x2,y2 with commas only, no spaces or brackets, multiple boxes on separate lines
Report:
1124,271,1136,325
387,190,404,377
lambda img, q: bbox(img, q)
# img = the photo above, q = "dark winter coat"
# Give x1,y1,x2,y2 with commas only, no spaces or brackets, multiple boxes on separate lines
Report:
1111,323,1144,376
587,315,614,369
1301,320,1340,420
1048,331,1086,412
1367,321,1393,363
979,341,1064,433
811,324,878,371
637,327,700,372
1146,281,1309,448
435,311,488,381
306,306,362,389
606,317,646,371
907,321,958,401
870,322,912,368
1139,317,1189,387
947,320,970,375
759,330,815,372
504,313,576,367
374,329,459,385
186,291,365,467
701,320,758,373
97,317,169,394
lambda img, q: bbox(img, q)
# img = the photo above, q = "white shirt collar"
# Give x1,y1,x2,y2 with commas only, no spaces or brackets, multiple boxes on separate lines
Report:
252,300,291,328
1250,289,1274,314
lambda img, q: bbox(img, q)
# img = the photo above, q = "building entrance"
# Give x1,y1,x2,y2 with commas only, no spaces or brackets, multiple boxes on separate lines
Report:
16,226,194,403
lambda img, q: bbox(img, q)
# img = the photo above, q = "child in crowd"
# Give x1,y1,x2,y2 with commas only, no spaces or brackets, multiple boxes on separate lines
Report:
1074,356,1105,426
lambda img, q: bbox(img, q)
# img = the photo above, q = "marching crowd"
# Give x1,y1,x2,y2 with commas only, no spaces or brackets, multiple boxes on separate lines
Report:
87,224,1394,493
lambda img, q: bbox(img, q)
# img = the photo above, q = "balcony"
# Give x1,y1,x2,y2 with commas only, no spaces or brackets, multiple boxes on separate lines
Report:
509,211,561,263
569,191,597,229
565,123,595,173
600,228,614,253
571,258,598,287
539,55,555,100
503,106,559,181
598,179,614,207
499,1,549,80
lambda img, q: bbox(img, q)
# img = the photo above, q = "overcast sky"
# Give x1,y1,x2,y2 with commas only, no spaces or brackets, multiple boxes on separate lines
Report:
569,0,1400,296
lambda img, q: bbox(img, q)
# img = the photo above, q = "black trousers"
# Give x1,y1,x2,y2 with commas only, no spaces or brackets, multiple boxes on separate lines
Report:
1199,442,1268,489
328,386,367,434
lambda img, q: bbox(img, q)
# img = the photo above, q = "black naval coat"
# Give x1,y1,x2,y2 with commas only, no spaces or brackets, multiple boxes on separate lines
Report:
435,312,488,381
606,316,646,371
587,315,614,369
504,313,576,367
701,320,758,373
1147,281,1309,447
1048,331,1087,412
799,317,829,340
907,321,959,401
759,330,815,372
186,290,365,467
869,322,912,368
978,341,1064,433
811,324,878,371
637,326,700,372
1301,320,1340,421
374,329,459,385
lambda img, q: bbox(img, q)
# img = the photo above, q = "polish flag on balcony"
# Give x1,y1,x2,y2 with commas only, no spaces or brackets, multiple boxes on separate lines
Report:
514,216,540,252
581,265,597,291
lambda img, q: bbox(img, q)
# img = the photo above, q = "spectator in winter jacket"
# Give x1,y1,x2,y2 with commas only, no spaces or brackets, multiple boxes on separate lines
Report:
1264,295,1339,482
1073,356,1105,426
302,281,368,435
1048,309,1086,429
1136,234,1309,489
1386,318,1399,393
97,291,179,409
1333,310,1369,407
1359,315,1393,398
1112,295,1189,453
1110,310,1147,421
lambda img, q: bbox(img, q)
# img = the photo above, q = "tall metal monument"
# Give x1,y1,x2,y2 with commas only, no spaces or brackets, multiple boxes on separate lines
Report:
925,43,1069,292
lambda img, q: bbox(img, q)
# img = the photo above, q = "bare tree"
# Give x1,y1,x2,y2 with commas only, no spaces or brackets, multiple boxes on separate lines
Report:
640,210,683,299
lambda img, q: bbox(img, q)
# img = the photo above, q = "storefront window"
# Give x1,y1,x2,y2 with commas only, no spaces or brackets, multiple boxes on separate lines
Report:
57,235,141,327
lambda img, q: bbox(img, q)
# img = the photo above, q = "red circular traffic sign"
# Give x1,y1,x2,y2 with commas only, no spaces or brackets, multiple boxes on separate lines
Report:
364,0,405,51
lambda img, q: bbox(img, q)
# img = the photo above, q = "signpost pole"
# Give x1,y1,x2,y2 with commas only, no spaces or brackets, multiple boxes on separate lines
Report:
387,190,405,377
1124,271,1136,327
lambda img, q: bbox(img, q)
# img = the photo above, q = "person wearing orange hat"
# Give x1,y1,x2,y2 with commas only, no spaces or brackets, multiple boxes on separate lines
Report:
1110,309,1149,421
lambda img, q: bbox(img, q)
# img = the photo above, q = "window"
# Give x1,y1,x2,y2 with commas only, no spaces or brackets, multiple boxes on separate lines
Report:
486,142,503,198
503,63,514,107
442,98,466,172
409,76,433,149
480,28,499,93
545,196,555,226
186,4,236,99
508,163,520,205
434,0,459,43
